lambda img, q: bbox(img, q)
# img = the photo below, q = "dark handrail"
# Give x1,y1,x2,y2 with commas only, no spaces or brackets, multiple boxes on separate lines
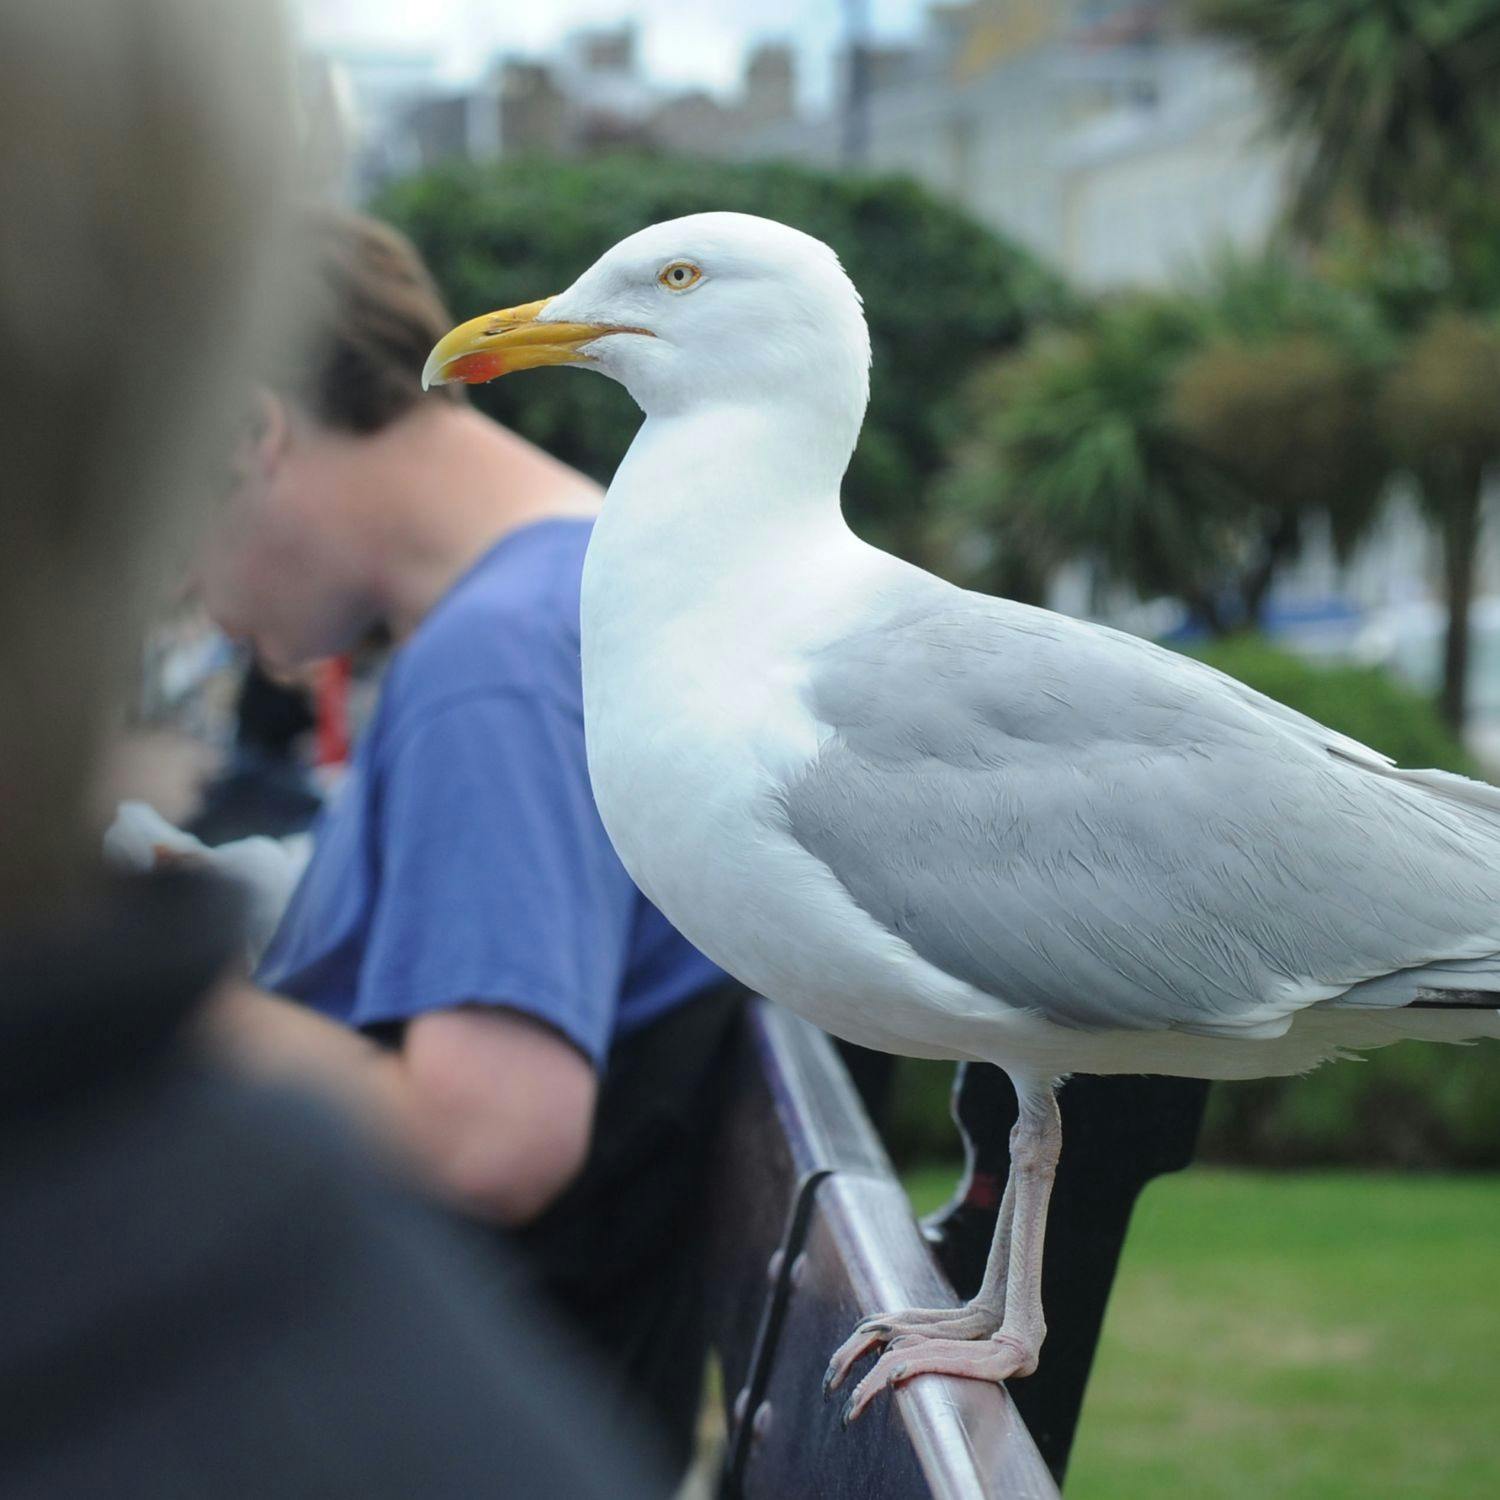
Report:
702,1000,1061,1500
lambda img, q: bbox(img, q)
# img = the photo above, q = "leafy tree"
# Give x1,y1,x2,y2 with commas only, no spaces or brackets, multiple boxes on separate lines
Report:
936,295,1241,627
1318,223,1500,730
1380,313,1500,726
377,155,1071,560
937,255,1388,632
1168,252,1393,598
1192,0,1500,728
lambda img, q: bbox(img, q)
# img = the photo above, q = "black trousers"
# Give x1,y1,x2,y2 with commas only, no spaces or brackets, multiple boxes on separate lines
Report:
506,981,748,1472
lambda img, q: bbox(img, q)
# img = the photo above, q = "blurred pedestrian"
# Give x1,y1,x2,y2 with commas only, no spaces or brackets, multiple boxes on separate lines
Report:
0,2,663,1495
183,207,743,1471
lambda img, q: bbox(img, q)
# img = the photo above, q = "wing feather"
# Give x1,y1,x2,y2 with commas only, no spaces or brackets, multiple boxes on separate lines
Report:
783,589,1500,1038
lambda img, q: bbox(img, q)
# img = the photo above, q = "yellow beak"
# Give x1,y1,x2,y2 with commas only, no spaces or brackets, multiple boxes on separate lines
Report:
421,297,650,389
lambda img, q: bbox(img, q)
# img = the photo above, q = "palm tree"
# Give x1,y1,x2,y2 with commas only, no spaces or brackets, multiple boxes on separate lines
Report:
1192,0,1500,236
936,255,1388,635
936,295,1246,630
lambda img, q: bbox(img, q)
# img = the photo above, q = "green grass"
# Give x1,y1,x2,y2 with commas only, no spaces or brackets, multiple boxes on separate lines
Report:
904,1166,1500,1497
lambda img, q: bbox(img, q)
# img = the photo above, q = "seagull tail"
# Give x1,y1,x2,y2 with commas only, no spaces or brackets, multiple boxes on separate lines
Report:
1282,1001,1500,1072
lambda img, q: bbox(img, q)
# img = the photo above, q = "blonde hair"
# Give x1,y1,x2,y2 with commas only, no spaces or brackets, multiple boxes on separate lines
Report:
0,0,295,927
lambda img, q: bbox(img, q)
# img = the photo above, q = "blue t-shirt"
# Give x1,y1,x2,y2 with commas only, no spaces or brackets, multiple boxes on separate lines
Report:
255,517,726,1067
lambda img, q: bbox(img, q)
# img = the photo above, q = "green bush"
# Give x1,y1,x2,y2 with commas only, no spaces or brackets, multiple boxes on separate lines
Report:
377,154,1071,557
886,1056,962,1170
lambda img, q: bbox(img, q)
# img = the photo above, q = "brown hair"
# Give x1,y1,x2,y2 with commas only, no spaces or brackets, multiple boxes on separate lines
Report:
272,208,466,433
0,0,294,928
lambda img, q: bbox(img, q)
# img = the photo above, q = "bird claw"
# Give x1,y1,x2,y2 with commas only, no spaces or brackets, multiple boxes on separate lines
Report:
823,1322,889,1397
822,1304,1002,1396
841,1330,1038,1424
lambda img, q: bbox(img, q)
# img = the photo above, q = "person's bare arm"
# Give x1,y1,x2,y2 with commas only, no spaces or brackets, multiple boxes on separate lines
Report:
400,1005,597,1223
205,984,597,1225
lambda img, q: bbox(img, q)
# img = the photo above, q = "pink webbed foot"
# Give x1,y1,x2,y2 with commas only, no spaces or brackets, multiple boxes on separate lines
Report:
840,1329,1039,1426
821,1304,1003,1398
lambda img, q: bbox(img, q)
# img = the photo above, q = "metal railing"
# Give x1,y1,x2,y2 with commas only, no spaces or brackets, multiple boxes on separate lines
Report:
702,999,1061,1500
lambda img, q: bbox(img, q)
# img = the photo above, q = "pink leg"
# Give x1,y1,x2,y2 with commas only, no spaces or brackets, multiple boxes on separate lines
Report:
823,1169,1015,1395
831,1079,1062,1423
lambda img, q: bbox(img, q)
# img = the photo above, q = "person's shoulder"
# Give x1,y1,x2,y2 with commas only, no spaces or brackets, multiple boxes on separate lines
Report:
385,518,594,717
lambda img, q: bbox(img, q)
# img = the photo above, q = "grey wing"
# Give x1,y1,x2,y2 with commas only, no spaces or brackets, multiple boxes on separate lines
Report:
783,593,1500,1038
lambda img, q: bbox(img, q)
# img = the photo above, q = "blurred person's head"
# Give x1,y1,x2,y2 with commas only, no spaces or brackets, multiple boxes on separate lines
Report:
195,211,464,669
0,0,295,929
194,209,597,673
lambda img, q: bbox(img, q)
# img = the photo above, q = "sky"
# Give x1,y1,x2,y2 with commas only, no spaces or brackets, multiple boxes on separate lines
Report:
294,0,931,106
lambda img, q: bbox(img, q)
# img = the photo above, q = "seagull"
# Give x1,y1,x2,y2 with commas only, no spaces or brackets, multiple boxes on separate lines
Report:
424,211,1500,1421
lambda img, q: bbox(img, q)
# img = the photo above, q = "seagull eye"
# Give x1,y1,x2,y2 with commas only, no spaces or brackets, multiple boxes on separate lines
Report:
658,261,702,292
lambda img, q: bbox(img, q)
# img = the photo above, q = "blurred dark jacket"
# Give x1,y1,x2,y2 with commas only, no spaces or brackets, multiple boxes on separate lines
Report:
187,661,323,846
0,871,663,1499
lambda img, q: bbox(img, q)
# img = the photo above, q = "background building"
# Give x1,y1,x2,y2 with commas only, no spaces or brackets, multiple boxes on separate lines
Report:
290,0,1500,745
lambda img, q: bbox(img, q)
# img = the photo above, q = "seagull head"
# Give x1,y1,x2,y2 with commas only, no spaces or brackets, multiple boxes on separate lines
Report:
421,212,871,426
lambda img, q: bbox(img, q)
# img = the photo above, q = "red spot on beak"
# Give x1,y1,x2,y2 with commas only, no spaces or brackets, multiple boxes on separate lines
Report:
446,351,508,385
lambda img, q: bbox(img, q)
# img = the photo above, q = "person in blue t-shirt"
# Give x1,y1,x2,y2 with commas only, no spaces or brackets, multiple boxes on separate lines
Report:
190,208,741,1468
